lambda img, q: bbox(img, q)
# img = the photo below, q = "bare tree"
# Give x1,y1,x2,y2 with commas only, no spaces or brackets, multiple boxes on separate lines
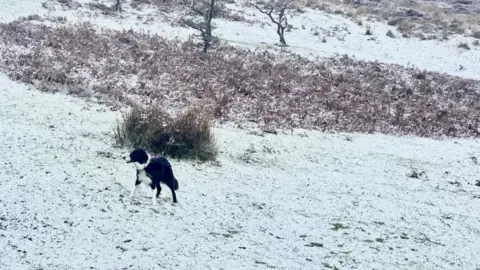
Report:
251,0,293,46
184,0,221,53
114,0,121,11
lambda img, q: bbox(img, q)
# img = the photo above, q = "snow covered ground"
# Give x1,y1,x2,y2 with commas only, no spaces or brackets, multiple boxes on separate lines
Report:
1,0,480,269
1,75,480,269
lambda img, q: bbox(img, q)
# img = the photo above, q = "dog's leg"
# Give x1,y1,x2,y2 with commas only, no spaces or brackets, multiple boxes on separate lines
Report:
155,182,162,198
167,183,178,203
151,188,158,205
130,171,141,199
129,185,138,199
150,184,157,205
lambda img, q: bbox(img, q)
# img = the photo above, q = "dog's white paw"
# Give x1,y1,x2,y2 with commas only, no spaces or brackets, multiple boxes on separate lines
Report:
151,190,158,206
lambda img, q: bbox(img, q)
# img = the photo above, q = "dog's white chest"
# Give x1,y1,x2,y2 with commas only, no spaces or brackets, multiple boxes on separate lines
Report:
137,170,151,185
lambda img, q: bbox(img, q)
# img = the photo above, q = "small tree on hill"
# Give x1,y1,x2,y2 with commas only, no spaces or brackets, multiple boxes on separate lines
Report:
251,0,293,46
114,0,121,11
184,0,223,53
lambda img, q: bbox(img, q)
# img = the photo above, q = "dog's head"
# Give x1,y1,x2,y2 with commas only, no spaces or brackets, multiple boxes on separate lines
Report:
123,148,151,170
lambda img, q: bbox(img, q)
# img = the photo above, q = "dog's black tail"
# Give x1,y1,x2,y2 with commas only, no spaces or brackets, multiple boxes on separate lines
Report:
173,177,179,190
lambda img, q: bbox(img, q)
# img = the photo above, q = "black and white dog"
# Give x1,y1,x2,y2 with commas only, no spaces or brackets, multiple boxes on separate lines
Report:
123,148,179,205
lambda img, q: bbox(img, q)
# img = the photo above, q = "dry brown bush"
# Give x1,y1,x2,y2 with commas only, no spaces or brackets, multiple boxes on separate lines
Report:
0,20,479,138
56,0,82,8
458,42,471,50
87,2,116,15
114,105,217,160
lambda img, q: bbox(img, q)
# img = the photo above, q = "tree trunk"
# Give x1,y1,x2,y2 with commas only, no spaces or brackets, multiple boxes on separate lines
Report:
203,39,209,53
203,24,211,53
278,25,286,45
202,0,214,53
116,0,121,12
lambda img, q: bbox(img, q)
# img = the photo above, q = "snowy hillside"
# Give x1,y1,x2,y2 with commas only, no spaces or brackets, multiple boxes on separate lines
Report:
0,0,479,269
1,0,479,79
1,73,479,269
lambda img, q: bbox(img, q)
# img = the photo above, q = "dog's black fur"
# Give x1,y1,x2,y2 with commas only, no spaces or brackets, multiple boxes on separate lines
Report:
125,148,179,203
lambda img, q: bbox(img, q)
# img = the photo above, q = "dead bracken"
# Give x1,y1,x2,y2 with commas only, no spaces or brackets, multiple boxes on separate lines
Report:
406,168,425,179
0,20,479,138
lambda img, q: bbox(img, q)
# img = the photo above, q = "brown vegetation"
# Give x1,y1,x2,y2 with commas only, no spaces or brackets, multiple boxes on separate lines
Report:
114,105,217,160
0,20,479,138
297,0,480,39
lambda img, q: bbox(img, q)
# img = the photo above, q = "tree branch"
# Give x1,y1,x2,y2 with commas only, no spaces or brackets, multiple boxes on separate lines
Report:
250,3,279,24
184,19,205,34
191,6,205,16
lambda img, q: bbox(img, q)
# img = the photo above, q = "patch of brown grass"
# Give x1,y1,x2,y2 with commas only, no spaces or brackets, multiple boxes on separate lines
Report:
0,20,479,138
87,2,116,15
114,105,217,160
458,42,471,50
297,0,480,39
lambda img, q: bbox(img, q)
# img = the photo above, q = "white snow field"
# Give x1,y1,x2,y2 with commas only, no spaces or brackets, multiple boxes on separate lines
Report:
0,0,480,269
1,74,480,269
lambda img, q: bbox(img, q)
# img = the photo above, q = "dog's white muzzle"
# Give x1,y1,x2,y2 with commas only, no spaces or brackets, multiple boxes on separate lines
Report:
123,155,132,163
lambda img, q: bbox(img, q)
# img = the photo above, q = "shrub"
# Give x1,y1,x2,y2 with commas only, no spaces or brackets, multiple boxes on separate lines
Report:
386,29,395,38
365,26,372,35
172,109,217,160
414,70,427,80
387,18,403,26
114,105,217,161
458,42,470,50
88,2,112,11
